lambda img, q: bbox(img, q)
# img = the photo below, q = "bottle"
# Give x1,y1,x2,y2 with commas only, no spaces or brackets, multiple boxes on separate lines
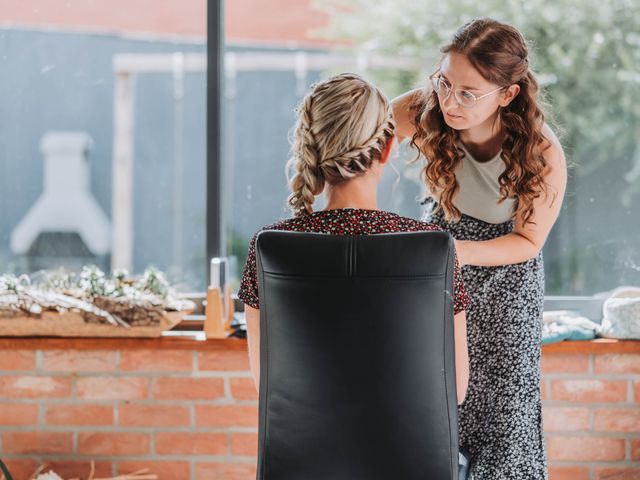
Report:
204,286,226,338
204,258,227,339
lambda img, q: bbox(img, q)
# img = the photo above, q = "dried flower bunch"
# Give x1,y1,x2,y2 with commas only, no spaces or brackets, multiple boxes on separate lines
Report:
0,266,194,328
0,459,158,480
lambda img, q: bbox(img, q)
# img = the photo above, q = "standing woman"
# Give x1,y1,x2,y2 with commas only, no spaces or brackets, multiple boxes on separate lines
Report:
392,18,567,479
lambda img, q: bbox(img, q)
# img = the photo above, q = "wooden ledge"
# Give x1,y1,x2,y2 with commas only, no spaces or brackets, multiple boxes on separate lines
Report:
0,335,637,354
541,338,640,354
0,333,247,351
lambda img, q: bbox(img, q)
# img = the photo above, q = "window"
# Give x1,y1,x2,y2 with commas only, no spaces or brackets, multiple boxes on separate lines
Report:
2,1,638,300
221,0,640,299
0,1,207,291
221,0,424,288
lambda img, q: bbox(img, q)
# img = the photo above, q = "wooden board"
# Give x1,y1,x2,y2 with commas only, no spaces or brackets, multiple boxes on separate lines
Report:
0,310,186,338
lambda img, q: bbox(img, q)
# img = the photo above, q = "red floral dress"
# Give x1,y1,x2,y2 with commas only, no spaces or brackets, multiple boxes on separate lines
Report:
238,208,469,314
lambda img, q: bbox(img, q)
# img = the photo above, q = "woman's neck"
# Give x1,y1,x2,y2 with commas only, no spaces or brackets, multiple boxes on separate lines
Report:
459,111,504,159
323,173,379,211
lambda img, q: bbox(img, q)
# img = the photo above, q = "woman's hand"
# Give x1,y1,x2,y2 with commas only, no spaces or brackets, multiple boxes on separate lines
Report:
390,89,422,142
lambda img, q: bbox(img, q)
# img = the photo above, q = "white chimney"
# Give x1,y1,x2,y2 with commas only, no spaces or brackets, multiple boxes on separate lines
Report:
10,132,111,256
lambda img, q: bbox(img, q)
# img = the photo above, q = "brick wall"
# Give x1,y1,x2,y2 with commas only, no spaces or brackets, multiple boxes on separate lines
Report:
541,344,640,480
0,338,638,480
0,338,258,480
0,0,335,48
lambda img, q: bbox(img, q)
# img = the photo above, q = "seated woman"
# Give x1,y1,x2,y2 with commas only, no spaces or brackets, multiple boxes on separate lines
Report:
237,73,470,404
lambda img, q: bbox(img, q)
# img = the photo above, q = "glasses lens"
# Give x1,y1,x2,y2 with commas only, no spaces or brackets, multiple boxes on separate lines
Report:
456,90,476,107
432,76,449,97
431,76,440,93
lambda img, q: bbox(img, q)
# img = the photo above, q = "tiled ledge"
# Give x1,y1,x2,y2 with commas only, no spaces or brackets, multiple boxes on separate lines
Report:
0,334,247,350
0,335,637,353
541,338,640,354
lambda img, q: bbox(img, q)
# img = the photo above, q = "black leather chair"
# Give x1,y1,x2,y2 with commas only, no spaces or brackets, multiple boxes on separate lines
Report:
255,230,462,480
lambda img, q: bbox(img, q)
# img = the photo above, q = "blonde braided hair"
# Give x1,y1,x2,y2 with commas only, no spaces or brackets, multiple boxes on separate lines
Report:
287,73,396,216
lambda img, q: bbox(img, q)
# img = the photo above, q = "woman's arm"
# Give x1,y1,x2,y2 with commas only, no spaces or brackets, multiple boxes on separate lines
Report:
390,89,423,142
245,305,261,390
455,125,567,267
454,310,469,405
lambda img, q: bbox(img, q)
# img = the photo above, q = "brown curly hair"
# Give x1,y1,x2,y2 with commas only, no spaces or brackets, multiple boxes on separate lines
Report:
411,18,553,225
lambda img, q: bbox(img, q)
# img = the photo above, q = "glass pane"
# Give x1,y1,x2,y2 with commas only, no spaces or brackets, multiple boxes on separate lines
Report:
222,1,424,289
223,0,640,297
0,1,207,291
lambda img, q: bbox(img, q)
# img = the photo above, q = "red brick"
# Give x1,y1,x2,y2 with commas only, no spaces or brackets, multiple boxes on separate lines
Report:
41,461,112,479
195,462,257,480
593,409,640,433
2,432,73,454
119,404,191,427
153,377,224,400
231,432,258,456
0,402,38,425
227,0,331,46
547,436,625,461
594,467,640,480
551,379,627,403
0,459,40,479
594,354,640,374
77,376,148,400
230,377,258,401
634,381,640,403
42,350,116,372
78,432,150,455
117,461,189,479
541,381,547,400
632,439,640,461
198,350,250,371
0,0,210,41
155,432,227,455
120,350,193,372
46,404,114,426
0,350,36,370
542,353,590,374
548,466,590,480
542,407,590,432
196,405,258,428
0,375,71,398
0,0,335,47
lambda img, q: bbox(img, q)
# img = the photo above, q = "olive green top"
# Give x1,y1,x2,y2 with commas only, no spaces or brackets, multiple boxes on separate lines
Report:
450,142,517,224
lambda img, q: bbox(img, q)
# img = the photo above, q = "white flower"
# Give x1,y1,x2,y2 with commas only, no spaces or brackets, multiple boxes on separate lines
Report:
35,471,64,480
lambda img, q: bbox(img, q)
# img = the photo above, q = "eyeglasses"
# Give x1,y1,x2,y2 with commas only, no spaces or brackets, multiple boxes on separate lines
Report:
430,74,505,108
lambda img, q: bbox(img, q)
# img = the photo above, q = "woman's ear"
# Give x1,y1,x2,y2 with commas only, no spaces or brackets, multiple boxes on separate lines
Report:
379,136,395,165
499,84,521,107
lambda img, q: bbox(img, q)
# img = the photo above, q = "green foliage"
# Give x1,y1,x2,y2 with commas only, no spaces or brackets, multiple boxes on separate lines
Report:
136,267,171,298
0,274,30,294
79,265,108,297
228,229,249,290
317,0,640,187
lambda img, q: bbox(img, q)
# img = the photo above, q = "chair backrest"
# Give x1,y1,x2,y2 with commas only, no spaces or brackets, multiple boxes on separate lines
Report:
255,230,459,480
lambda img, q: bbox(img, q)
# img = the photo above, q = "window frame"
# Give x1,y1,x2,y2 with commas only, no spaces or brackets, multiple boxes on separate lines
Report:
207,0,223,283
